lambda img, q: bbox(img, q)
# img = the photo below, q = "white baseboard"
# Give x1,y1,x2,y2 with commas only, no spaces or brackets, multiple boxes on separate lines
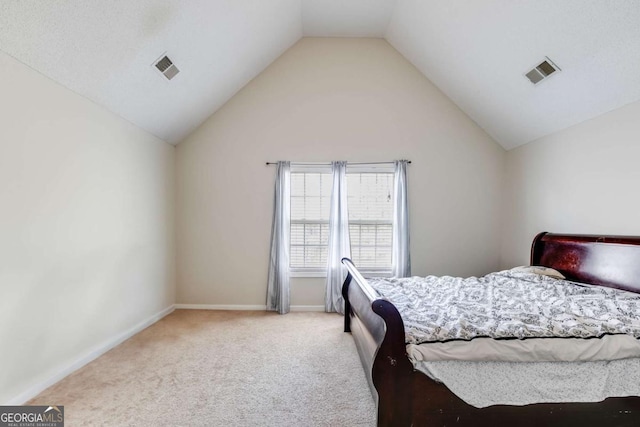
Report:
291,305,325,312
175,304,325,312
174,304,267,310
7,304,175,405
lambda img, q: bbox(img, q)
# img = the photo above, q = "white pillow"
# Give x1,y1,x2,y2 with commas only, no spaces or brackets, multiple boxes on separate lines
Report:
511,265,566,280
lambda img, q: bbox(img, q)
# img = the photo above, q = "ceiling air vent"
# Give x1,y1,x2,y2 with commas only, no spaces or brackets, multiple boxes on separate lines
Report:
525,57,560,85
154,55,180,80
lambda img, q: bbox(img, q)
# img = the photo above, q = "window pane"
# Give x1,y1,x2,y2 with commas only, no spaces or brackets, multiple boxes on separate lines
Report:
347,171,394,270
350,246,360,265
360,225,376,246
376,246,392,267
305,173,321,196
377,224,392,246
348,173,393,222
349,224,360,246
291,196,304,219
291,224,305,245
291,173,305,196
320,196,331,220
306,246,325,268
291,246,305,268
359,246,376,266
289,171,331,270
305,197,321,220
320,224,329,245
319,247,328,267
305,224,321,245
321,173,332,195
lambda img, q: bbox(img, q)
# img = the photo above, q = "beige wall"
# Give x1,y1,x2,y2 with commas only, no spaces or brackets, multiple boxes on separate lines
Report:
501,100,640,268
0,51,176,403
176,38,505,306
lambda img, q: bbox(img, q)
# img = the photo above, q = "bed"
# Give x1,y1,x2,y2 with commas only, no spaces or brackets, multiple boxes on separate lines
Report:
341,232,640,426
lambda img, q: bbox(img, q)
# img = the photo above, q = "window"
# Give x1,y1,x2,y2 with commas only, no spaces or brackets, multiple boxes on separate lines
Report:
347,168,394,272
290,167,332,272
290,164,394,275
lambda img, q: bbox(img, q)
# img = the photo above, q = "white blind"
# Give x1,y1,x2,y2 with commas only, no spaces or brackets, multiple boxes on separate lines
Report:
290,167,394,272
347,172,394,270
290,172,332,269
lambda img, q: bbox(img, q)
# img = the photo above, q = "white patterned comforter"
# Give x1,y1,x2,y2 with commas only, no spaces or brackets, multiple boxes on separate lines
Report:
367,270,640,344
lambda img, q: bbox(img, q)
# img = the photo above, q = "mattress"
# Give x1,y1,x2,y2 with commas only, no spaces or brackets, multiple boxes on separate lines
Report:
414,357,640,408
407,333,640,363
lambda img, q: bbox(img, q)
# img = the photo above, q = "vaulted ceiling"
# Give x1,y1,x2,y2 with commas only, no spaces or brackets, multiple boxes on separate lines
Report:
1,1,639,149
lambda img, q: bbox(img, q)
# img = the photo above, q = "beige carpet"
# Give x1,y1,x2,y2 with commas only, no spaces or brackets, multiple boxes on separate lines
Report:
28,310,376,426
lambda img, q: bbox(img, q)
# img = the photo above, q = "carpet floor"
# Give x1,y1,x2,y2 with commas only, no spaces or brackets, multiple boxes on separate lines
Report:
28,310,377,426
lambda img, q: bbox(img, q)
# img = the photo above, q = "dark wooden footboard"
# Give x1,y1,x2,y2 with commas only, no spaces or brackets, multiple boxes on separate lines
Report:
341,242,640,427
341,258,413,425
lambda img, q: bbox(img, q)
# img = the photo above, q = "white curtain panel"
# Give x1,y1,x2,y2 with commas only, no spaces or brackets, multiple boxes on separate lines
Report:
266,161,291,314
392,160,411,278
325,161,351,314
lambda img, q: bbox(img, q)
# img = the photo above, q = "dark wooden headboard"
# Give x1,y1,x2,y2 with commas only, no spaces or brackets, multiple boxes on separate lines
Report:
531,232,640,293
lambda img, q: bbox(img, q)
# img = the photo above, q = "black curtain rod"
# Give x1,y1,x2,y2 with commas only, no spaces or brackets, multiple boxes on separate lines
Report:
265,160,411,166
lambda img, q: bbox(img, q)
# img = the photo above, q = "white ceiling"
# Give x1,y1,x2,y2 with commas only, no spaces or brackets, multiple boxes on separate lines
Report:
1,1,639,149
386,0,640,149
0,1,302,144
302,0,396,37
